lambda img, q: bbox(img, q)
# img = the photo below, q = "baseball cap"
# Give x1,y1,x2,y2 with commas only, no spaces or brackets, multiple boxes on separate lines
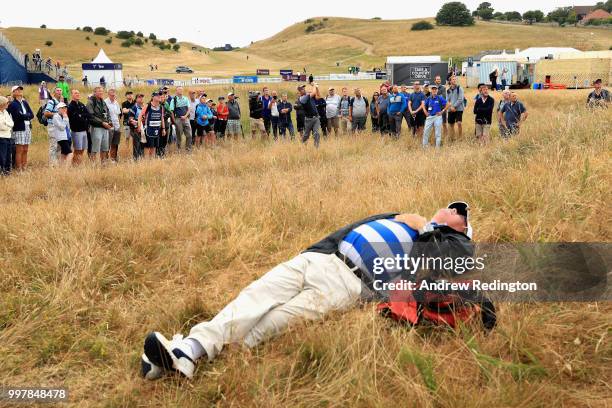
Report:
218,96,225,100
430,84,438,89
206,99,213,103
447,201,472,239
56,102,67,109
297,84,306,90
151,91,161,96
227,92,234,96
328,86,335,91
11,85,23,92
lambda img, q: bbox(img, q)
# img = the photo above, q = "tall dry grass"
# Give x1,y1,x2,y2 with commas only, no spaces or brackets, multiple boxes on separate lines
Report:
0,84,610,407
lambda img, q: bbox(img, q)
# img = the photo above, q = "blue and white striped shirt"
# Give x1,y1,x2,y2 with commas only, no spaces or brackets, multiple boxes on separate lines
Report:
338,219,418,284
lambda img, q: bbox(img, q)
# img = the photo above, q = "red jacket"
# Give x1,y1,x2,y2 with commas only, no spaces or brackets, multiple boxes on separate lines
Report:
216,103,229,120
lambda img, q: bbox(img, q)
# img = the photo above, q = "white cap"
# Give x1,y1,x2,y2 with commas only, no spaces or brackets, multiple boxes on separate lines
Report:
11,85,23,92
56,102,68,109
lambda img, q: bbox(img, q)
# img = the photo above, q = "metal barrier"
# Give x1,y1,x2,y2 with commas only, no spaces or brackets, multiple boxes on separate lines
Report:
0,32,25,67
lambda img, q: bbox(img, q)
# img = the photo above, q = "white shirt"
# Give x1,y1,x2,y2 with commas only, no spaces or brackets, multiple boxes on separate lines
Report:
104,98,121,130
270,101,279,117
189,99,198,120
0,110,14,139
325,94,341,118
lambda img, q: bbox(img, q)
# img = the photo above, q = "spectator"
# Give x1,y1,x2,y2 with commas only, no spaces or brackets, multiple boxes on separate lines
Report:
105,89,122,162
100,76,106,88
423,83,430,98
297,84,321,148
138,91,166,158
325,87,341,136
86,86,113,163
52,102,73,165
7,85,34,171
67,89,91,165
473,83,495,144
377,86,390,135
315,97,327,137
586,79,610,108
210,102,218,144
44,87,64,166
204,99,216,147
260,87,273,135
158,92,174,157
249,91,266,139
496,90,511,139
269,92,280,140
387,85,407,139
308,73,314,84
170,86,192,150
83,75,88,88
215,96,229,140
422,84,448,148
127,93,145,160
446,76,465,141
399,85,412,133
188,90,199,142
57,75,70,103
338,88,352,134
294,94,305,139
500,68,508,90
278,93,295,139
349,88,369,132
194,96,212,147
408,82,426,138
489,68,498,92
370,92,379,132
0,96,14,174
500,92,528,137
121,91,135,147
226,93,242,139
38,81,50,106
434,75,447,137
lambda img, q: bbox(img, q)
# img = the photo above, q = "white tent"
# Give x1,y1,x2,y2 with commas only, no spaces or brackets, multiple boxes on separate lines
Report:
81,49,123,88
387,56,441,64
481,47,582,63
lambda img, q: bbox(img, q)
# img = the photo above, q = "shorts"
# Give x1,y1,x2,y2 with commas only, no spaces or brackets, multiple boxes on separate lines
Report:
57,139,72,155
12,129,32,145
441,111,447,123
475,124,491,138
411,111,426,128
144,135,160,149
447,110,464,124
250,117,266,132
109,129,121,146
227,119,242,134
72,131,88,150
327,116,339,129
196,124,212,136
90,127,110,153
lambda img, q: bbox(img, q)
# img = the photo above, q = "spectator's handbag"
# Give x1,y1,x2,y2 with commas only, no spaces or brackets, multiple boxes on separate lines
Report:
140,127,147,144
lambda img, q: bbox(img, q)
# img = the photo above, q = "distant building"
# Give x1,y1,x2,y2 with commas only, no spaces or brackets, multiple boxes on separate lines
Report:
581,8,611,23
572,5,596,21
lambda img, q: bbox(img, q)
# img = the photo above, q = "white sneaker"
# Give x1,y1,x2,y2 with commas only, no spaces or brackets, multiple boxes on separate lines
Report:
140,353,163,380
143,332,196,379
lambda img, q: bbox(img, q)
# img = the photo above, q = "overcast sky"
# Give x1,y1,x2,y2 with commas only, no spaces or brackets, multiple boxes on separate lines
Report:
1,1,586,48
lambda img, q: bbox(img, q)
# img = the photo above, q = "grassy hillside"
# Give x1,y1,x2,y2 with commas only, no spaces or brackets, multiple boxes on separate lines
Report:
3,18,612,79
0,82,610,406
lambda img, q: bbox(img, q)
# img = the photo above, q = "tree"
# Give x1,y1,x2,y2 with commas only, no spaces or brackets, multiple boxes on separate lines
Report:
593,1,612,12
493,12,505,20
168,38,177,44
83,26,93,32
105,37,112,44
94,27,110,36
436,2,475,26
505,11,522,21
121,40,132,48
566,11,578,26
40,24,47,29
411,20,434,30
523,10,544,24
116,31,134,39
476,2,494,20
134,38,144,46
149,33,157,40
172,44,180,51
136,31,143,37
547,7,572,25
44,40,53,46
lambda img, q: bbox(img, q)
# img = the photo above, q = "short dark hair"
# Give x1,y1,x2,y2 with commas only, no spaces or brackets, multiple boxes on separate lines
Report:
477,83,485,89
125,91,133,96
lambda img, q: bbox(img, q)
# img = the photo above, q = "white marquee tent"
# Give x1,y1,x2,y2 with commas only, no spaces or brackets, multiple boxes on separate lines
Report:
81,49,123,88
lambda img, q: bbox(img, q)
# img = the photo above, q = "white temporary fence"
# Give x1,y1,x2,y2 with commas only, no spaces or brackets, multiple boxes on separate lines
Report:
0,32,25,67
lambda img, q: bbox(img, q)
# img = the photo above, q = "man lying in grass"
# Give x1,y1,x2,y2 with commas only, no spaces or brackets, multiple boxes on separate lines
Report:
142,202,472,380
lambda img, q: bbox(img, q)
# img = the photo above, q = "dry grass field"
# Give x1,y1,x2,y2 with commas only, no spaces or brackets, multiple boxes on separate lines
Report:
0,81,610,407
3,18,612,79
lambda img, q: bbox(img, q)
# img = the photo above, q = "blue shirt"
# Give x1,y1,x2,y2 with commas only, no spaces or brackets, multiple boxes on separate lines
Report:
387,93,407,115
424,95,447,116
261,95,272,118
339,219,418,290
195,103,212,126
501,101,527,126
409,92,426,112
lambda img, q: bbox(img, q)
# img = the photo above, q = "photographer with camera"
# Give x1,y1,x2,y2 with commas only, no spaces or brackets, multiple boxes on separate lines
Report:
248,91,267,139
